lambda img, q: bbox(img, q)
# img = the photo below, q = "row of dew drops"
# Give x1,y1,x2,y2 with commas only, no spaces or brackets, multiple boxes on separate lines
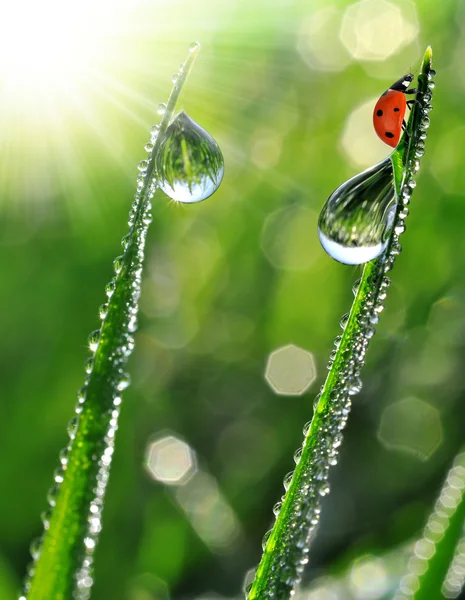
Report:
246,67,436,599
19,42,224,600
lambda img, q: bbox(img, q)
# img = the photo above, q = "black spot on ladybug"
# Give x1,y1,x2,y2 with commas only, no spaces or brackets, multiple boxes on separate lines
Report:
385,132,395,139
376,109,383,117
393,107,400,112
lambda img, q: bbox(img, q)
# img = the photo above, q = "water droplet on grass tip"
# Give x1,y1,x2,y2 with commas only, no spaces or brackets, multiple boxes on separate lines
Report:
318,157,396,265
155,111,224,203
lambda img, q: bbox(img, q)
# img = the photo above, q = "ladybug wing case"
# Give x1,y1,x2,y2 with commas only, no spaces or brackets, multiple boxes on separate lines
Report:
373,90,407,148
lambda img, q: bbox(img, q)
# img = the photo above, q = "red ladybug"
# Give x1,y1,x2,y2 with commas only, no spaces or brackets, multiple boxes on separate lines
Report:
373,74,417,148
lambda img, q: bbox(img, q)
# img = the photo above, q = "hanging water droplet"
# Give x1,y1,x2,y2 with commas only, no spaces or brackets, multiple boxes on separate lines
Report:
47,484,60,507
59,446,70,466
157,103,167,115
318,157,396,265
294,447,303,464
283,471,294,491
262,529,273,550
144,142,154,153
137,160,149,173
68,416,79,439
84,357,94,374
88,330,100,352
303,420,312,436
117,373,131,391
121,234,130,251
273,501,283,517
105,281,116,298
340,312,350,330
30,536,43,560
99,303,109,320
155,111,224,203
41,508,52,529
113,256,124,275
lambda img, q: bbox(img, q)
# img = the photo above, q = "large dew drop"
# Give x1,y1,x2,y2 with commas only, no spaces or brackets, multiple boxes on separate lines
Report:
318,157,396,265
155,111,224,203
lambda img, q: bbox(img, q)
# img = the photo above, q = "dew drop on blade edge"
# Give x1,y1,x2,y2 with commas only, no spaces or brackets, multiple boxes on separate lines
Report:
317,157,396,265
155,111,224,204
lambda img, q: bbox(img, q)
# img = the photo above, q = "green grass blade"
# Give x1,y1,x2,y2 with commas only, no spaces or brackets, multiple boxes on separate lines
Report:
23,44,200,600
247,46,434,600
394,450,465,600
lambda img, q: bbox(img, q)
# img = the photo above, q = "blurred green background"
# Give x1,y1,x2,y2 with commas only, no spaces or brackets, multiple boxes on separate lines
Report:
1,0,465,598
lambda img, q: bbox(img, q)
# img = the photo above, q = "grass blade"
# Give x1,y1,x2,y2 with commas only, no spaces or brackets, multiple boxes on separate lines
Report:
247,46,434,600
394,450,465,600
22,43,201,600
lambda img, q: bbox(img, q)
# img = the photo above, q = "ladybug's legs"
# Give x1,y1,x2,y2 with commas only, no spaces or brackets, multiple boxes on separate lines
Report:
401,120,411,145
405,88,418,95
406,99,421,108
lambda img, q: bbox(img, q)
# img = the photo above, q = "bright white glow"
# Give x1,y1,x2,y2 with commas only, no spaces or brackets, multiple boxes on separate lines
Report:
340,0,419,62
318,229,386,266
0,1,132,97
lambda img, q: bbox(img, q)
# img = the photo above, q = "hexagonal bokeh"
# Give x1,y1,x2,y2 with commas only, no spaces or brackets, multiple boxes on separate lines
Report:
340,98,391,168
265,344,317,396
145,434,197,485
377,397,443,460
340,0,418,62
349,555,389,600
297,7,352,72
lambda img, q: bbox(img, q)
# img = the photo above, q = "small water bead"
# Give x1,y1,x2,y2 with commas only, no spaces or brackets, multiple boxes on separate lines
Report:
47,484,60,507
113,256,124,275
318,157,396,265
99,303,109,320
155,111,224,203
421,116,430,129
273,501,283,517
348,377,362,395
284,471,294,491
303,420,312,436
157,102,167,115
88,330,100,352
171,72,180,84
352,278,361,297
105,281,116,298
30,536,43,560
54,466,65,484
262,529,273,550
340,312,350,330
189,40,200,52
84,358,94,375
41,508,52,529
294,448,303,464
68,416,79,439
395,222,406,235
144,142,154,153
116,373,131,391
137,160,149,173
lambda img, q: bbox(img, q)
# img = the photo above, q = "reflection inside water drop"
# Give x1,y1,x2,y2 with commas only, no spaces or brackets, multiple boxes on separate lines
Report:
318,157,396,265
155,111,224,204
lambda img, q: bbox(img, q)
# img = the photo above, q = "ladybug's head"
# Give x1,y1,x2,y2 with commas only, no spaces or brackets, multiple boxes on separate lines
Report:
390,73,414,92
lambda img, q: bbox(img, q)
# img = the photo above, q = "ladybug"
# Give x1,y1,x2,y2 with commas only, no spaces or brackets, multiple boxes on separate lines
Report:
373,74,417,148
